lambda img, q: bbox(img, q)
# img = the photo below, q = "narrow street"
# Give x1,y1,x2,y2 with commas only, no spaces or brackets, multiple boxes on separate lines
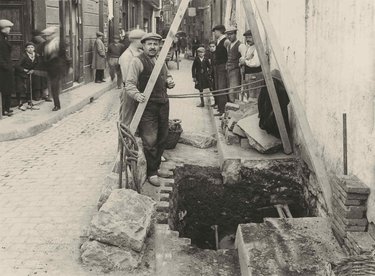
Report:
0,57,212,275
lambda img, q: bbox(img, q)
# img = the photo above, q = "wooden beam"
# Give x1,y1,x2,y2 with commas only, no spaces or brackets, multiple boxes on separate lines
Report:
241,0,293,155
129,0,190,134
246,0,333,215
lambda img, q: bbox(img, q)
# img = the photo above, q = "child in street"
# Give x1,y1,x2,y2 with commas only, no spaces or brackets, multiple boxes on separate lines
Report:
192,47,212,107
15,42,41,110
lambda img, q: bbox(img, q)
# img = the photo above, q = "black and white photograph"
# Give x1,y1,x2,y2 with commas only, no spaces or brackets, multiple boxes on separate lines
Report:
0,0,374,275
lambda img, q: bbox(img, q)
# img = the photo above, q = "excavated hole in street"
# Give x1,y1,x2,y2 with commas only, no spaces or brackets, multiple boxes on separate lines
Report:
169,163,311,250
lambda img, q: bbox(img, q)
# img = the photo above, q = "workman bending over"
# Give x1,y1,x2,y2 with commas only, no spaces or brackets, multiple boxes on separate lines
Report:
125,33,175,187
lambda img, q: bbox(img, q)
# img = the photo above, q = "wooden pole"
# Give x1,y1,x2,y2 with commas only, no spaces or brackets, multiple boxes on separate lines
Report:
343,113,347,175
245,0,333,214
241,0,292,154
129,0,190,134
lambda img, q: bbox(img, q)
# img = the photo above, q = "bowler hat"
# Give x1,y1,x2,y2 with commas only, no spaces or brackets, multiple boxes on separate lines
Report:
212,24,226,33
225,26,237,34
243,30,253,37
0,19,14,29
141,33,162,43
129,29,146,40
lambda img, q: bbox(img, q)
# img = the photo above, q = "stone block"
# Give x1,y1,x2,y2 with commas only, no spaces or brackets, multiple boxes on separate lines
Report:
178,131,217,149
237,114,282,153
240,138,251,149
333,175,370,195
90,189,155,252
81,240,141,272
227,118,238,131
333,213,367,232
232,124,246,137
332,197,367,219
332,186,366,206
225,102,240,112
225,128,240,145
222,159,241,185
346,232,375,254
97,173,120,210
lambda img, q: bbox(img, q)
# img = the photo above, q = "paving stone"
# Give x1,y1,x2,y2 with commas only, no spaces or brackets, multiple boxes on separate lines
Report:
224,102,240,112
81,240,141,272
90,189,156,252
178,131,217,149
333,175,370,195
237,114,282,153
224,128,240,145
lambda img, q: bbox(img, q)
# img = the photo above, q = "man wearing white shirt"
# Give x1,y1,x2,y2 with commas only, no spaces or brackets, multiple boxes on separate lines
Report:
225,26,246,103
239,29,263,99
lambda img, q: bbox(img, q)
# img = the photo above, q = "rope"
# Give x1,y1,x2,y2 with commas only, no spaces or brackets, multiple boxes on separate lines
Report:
117,122,140,193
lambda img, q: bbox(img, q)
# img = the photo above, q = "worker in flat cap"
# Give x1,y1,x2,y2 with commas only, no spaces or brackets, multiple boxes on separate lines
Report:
211,24,229,116
125,32,175,187
107,35,126,89
0,19,15,116
92,31,106,83
192,46,212,107
240,29,263,100
118,28,146,133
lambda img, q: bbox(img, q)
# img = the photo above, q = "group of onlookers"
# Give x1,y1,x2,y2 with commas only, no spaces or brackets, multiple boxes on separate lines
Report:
0,19,71,116
191,25,263,116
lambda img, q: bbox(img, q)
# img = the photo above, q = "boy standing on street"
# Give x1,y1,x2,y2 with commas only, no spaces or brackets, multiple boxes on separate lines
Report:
192,47,212,107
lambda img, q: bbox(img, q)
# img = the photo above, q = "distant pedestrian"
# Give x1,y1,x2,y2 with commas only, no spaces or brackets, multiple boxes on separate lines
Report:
180,37,187,53
15,42,42,110
192,47,212,107
225,26,246,103
240,29,263,100
125,33,175,187
207,41,217,107
192,37,200,57
39,26,72,111
92,31,106,83
107,35,126,89
118,29,146,127
0,19,15,117
212,24,229,116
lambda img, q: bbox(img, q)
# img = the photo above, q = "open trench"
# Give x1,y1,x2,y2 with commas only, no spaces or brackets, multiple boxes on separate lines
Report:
167,159,312,250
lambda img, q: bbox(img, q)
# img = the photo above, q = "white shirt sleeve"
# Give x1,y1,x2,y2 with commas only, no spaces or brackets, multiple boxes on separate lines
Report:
245,47,261,67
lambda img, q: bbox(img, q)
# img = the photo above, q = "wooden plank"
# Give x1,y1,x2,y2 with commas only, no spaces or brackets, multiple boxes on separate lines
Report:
241,0,292,155
129,0,190,134
247,0,333,215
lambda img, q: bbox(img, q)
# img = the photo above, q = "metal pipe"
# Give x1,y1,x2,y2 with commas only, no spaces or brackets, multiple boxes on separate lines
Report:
343,113,348,175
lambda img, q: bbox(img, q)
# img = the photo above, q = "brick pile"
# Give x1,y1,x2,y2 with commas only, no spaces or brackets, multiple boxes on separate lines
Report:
331,175,374,254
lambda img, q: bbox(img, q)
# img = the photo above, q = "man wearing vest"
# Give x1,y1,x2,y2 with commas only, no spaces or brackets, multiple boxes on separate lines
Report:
125,33,175,187
225,26,247,103
239,29,263,100
212,24,229,116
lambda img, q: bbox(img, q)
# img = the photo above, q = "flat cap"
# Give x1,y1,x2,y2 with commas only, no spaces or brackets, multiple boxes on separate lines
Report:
42,26,58,35
197,47,205,53
243,30,253,36
212,24,226,33
96,31,104,37
128,29,146,39
225,26,237,34
141,32,162,43
0,19,14,29
25,41,35,48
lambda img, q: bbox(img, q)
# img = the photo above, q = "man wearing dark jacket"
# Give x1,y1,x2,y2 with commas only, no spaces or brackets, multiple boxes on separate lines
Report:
0,19,15,116
125,33,175,187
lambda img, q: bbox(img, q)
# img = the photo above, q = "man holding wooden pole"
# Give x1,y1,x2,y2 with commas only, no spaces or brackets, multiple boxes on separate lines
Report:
125,33,175,187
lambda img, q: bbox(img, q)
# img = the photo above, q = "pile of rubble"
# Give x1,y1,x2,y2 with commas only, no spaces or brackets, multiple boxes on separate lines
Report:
220,100,282,153
331,174,375,255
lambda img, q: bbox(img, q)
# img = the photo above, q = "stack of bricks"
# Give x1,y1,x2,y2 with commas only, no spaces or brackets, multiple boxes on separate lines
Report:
331,174,372,254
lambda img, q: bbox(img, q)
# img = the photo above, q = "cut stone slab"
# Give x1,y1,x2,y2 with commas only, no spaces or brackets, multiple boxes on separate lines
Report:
235,218,345,276
332,197,367,219
90,189,155,252
81,240,141,272
178,131,217,149
332,185,366,206
237,114,282,153
346,232,375,254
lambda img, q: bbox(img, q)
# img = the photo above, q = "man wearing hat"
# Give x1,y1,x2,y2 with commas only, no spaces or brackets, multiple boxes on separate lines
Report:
240,29,262,100
211,24,229,116
107,35,126,89
0,19,15,116
225,26,247,103
92,31,106,83
192,46,212,107
118,29,146,128
125,32,175,187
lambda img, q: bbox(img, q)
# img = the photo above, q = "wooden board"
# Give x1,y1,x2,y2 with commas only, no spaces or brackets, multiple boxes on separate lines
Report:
129,0,190,134
241,0,292,155
243,0,333,214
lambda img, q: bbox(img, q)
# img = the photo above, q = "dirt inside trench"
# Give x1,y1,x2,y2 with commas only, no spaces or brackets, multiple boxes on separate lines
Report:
171,164,309,250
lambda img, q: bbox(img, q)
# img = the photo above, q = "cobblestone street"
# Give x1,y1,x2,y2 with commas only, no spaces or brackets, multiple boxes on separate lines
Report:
0,88,120,275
